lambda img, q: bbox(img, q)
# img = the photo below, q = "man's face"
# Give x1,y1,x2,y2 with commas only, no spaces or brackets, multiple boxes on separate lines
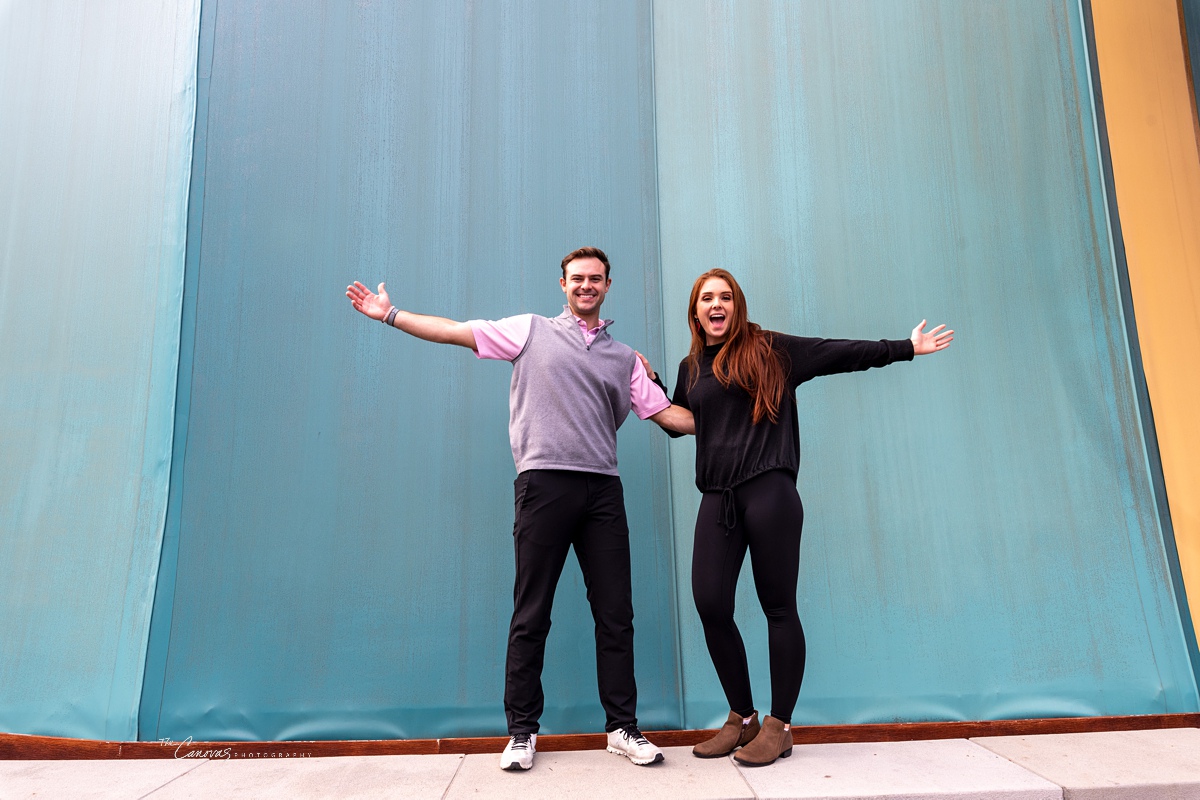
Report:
560,257,611,319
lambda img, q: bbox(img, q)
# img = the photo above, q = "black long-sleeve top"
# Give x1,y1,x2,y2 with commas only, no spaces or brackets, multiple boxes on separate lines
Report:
667,334,914,493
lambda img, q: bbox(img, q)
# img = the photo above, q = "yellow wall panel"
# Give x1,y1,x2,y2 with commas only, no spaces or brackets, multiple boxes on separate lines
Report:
1092,0,1200,639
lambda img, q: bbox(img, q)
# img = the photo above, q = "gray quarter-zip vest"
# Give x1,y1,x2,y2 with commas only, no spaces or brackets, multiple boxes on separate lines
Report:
508,310,636,476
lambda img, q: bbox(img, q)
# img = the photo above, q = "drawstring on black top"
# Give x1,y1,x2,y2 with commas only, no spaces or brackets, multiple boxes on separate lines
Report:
718,487,737,534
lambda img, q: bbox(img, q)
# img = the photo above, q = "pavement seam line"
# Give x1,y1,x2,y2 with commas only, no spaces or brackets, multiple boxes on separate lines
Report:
729,753,760,799
440,751,467,800
965,737,1067,797
134,758,210,799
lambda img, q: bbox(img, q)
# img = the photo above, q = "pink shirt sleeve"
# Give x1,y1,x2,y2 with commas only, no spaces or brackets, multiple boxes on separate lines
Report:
469,314,534,361
471,314,669,419
630,360,671,420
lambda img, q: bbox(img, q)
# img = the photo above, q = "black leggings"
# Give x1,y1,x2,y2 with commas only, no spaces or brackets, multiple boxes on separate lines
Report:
692,469,805,724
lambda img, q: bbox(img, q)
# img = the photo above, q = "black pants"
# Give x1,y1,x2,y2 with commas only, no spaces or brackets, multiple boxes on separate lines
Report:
692,468,806,724
504,469,637,734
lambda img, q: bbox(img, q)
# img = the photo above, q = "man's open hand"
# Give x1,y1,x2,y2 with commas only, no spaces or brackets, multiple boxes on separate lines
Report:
346,281,392,321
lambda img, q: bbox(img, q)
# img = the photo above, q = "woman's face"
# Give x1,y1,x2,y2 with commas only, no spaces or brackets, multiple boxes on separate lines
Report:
694,277,734,345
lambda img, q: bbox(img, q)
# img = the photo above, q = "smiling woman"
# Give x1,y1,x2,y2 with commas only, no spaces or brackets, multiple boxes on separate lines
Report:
686,269,788,425
658,268,951,766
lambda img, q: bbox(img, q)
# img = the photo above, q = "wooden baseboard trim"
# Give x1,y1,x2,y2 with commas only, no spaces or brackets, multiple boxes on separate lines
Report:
2,713,1196,760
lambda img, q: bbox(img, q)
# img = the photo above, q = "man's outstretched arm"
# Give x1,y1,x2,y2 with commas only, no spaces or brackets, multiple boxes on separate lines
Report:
346,281,477,350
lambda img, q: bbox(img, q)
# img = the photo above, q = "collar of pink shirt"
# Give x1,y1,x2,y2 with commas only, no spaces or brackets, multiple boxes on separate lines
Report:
562,306,613,347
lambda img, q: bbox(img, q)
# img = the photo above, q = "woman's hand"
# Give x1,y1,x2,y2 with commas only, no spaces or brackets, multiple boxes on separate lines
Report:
910,320,954,355
635,350,657,381
346,281,393,321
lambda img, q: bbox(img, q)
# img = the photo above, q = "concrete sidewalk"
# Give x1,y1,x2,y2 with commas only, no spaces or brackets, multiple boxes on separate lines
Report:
2,728,1198,799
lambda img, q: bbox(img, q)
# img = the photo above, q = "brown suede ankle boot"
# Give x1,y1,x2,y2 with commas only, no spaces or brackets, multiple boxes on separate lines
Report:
732,715,792,766
692,710,760,758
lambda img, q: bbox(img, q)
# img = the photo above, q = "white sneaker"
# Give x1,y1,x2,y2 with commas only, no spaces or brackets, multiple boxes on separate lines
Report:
606,725,664,765
500,732,536,771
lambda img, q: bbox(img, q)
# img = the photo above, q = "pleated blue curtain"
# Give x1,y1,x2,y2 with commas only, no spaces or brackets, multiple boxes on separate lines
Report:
139,0,678,742
652,0,1198,727
0,0,200,739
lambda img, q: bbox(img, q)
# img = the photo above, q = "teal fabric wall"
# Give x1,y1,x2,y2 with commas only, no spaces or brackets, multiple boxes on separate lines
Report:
0,1,200,738
653,0,1198,728
2,0,1197,742
139,0,679,742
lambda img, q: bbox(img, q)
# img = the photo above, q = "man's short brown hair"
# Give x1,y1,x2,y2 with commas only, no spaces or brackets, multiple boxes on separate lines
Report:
560,246,610,279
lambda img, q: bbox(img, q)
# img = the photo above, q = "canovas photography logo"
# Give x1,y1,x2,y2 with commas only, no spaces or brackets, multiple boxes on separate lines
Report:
156,737,312,760
157,737,231,760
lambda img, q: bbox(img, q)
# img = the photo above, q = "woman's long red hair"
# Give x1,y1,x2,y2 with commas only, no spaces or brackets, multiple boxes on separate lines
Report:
686,269,786,425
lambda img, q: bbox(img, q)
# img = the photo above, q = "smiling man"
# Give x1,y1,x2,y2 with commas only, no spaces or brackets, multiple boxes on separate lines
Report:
346,246,693,772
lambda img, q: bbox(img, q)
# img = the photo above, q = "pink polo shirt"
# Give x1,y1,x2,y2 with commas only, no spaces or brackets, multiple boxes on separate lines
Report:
469,311,671,420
